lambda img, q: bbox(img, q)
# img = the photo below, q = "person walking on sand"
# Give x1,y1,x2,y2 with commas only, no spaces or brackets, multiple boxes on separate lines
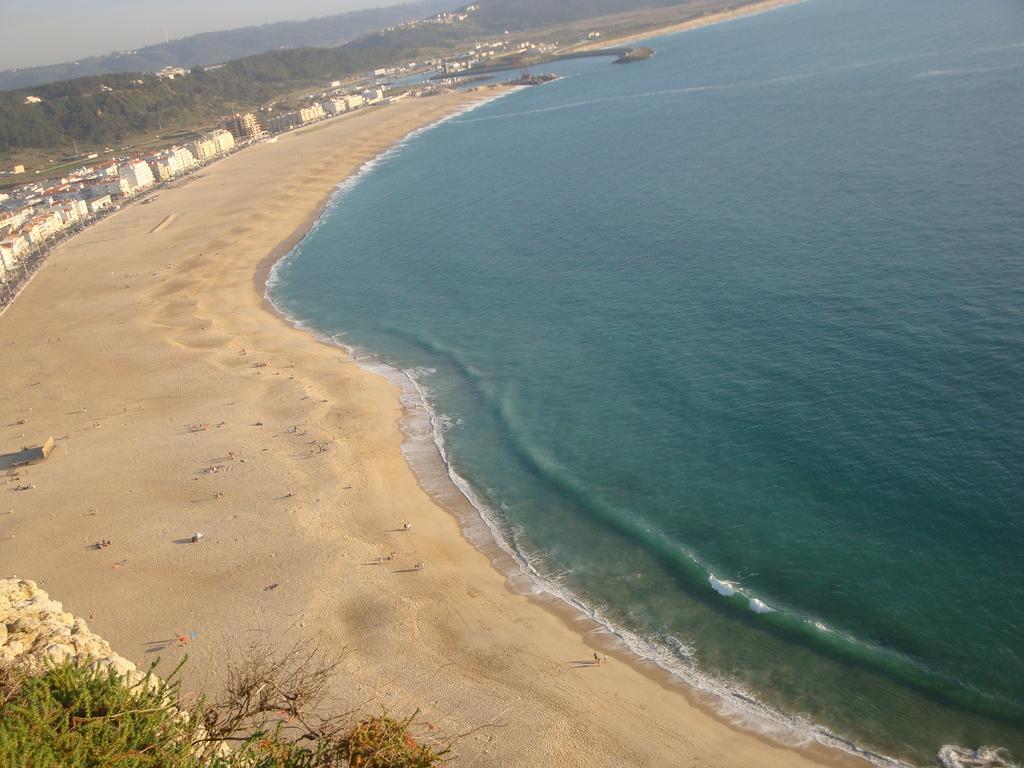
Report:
594,652,601,666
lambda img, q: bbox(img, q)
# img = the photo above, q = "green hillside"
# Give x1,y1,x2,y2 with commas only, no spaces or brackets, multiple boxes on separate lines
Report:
0,46,424,154
0,0,764,158
0,1,452,93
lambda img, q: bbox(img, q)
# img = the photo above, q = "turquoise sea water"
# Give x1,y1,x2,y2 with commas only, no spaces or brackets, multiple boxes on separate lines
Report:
269,0,1024,762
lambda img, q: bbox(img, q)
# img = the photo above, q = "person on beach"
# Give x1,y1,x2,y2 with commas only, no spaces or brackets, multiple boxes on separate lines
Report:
403,522,412,530
594,653,600,665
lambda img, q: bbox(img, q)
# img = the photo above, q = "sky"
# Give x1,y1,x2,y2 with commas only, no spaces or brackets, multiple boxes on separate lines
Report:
0,0,397,70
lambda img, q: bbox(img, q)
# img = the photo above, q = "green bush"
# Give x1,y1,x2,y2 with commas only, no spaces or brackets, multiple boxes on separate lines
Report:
0,660,204,768
341,712,446,768
0,660,448,768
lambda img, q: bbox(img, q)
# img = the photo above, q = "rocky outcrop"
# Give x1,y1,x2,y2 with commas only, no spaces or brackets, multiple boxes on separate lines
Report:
0,578,140,680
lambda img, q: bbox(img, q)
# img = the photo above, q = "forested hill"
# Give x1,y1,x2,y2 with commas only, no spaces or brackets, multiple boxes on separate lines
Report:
0,0,724,93
0,0,757,155
0,0,451,93
0,45,423,154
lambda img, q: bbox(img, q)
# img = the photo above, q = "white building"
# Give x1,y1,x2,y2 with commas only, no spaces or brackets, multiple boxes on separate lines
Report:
48,187,86,204
145,147,194,182
84,177,129,198
323,99,347,116
206,129,235,155
263,112,301,134
86,195,113,214
0,207,33,233
22,210,63,244
168,146,197,172
0,235,29,271
147,155,175,182
156,66,189,79
116,160,155,194
57,199,89,226
345,94,365,111
95,162,119,177
189,137,218,162
175,147,198,167
298,104,326,124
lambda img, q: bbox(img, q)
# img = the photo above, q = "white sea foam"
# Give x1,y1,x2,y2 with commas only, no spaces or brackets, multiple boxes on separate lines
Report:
262,87,912,768
709,573,737,596
749,598,773,614
449,40,1024,127
914,63,1024,79
269,246,912,768
709,573,776,614
455,72,824,125
384,361,908,768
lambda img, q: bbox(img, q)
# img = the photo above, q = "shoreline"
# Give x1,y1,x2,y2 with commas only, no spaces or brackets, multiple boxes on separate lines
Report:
572,0,805,52
1,91,862,768
257,94,898,768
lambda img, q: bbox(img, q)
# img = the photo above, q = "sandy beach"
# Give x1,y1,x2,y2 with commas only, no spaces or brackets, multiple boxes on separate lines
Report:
0,90,861,767
573,0,803,51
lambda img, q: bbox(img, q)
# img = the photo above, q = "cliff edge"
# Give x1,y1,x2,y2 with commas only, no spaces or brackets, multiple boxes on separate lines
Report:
0,577,139,679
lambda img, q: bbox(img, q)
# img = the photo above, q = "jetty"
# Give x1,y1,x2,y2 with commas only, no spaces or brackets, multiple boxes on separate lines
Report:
507,72,558,86
613,47,654,63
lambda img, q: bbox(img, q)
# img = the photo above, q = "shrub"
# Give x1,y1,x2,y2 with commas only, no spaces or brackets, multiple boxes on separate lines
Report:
0,659,204,768
0,651,450,768
341,712,447,768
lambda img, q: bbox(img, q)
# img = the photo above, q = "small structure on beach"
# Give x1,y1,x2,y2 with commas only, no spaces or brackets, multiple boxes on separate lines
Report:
1,436,54,469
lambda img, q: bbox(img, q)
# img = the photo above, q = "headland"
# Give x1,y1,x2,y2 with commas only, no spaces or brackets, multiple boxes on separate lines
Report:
572,0,804,52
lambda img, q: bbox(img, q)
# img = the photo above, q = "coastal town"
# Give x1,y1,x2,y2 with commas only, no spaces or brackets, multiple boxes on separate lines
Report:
0,78,414,310
0,13,570,311
2,0,1017,766
0,124,240,309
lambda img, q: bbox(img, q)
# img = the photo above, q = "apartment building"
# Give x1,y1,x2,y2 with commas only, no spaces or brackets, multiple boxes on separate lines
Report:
225,112,265,141
0,234,29,271
23,210,63,244
207,129,236,155
118,160,156,194
189,136,218,162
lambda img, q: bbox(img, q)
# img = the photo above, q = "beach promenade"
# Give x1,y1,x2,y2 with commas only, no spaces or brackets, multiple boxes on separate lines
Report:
0,91,854,767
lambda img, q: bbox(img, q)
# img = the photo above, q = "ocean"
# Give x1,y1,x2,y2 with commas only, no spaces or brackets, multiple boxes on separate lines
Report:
267,0,1024,763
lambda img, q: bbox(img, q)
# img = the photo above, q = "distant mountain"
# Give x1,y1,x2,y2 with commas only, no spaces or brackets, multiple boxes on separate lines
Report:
0,0,453,92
